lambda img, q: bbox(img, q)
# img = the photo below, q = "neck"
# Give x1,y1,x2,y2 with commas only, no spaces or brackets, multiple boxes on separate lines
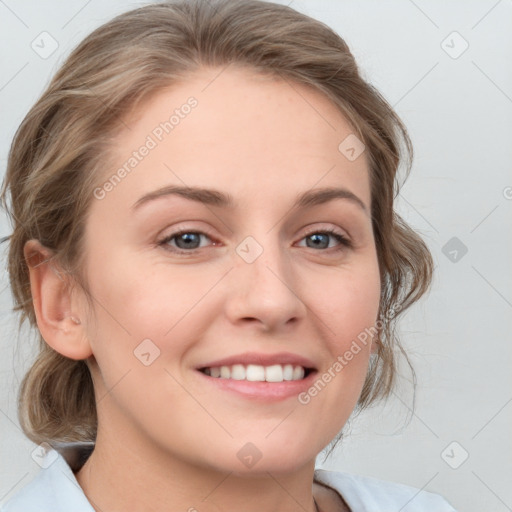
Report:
75,426,320,512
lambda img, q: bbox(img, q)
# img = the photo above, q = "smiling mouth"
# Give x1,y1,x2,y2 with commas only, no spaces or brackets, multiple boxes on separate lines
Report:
198,364,314,382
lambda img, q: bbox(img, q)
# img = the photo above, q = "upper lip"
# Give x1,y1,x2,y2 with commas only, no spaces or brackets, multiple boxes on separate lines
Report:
196,351,317,370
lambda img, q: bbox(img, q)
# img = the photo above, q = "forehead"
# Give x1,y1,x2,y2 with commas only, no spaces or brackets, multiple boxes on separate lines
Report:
98,66,371,212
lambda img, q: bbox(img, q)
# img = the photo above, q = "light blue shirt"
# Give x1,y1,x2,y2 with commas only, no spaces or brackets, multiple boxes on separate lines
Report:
1,447,457,511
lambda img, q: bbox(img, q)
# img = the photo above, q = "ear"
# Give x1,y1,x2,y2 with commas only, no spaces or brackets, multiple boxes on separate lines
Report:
24,239,92,360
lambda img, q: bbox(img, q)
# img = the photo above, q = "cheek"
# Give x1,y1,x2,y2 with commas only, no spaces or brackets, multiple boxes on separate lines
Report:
87,248,192,327
299,269,379,435
314,262,381,341
83,251,220,369
309,256,381,393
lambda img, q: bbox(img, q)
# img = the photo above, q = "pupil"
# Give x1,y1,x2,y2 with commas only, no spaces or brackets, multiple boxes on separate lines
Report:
177,233,200,249
308,233,328,249
173,233,330,250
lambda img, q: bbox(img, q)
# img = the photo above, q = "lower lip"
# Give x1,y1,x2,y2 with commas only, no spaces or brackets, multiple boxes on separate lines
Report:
195,370,318,401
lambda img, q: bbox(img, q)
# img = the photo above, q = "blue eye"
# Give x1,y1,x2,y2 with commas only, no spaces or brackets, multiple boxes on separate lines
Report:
159,231,213,252
299,229,352,251
158,228,352,255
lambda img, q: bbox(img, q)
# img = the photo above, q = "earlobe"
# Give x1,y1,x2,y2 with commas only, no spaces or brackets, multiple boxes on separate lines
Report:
24,239,92,360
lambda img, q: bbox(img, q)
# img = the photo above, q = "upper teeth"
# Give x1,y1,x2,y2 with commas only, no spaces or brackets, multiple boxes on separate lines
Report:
202,364,306,382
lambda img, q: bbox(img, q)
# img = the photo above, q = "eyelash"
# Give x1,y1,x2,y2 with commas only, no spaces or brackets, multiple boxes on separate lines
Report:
157,227,352,255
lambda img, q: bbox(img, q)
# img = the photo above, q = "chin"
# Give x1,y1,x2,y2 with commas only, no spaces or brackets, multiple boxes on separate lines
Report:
195,437,320,477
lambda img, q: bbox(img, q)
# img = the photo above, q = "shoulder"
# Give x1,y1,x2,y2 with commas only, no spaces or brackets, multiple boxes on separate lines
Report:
314,468,458,512
0,447,94,512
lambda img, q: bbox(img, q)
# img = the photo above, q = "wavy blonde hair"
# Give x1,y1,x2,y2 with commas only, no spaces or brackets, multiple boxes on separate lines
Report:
1,0,433,448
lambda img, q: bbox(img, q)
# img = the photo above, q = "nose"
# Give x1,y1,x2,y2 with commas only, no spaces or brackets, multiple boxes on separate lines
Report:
223,236,307,332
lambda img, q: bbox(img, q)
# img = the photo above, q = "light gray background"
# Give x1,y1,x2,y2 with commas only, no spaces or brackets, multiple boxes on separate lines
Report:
1,1,511,511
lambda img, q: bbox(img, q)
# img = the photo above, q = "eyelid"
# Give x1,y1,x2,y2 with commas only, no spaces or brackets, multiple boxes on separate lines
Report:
300,224,349,240
157,222,352,254
158,221,217,240
158,226,218,250
298,226,352,249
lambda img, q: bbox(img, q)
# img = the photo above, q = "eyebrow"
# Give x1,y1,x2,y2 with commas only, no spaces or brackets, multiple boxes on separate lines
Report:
131,185,368,213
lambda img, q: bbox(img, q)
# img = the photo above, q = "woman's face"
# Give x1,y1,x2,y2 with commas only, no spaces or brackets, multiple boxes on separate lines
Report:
79,66,381,474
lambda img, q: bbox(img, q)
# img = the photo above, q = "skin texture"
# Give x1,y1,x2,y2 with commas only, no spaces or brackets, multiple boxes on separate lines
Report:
25,65,381,512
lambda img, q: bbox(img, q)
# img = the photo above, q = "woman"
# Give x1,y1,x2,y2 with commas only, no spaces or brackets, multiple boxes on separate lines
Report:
0,0,456,510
